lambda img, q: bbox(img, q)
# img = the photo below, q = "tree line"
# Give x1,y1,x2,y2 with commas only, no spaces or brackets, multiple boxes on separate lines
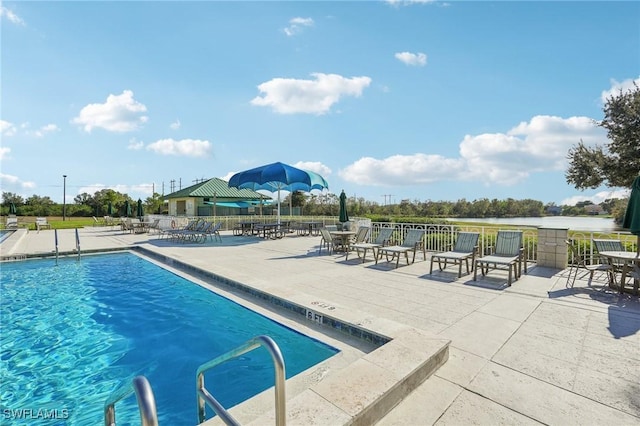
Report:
2,189,627,223
1,189,164,218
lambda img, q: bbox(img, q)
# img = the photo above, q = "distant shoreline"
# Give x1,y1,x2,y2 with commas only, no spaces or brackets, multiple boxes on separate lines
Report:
447,216,618,232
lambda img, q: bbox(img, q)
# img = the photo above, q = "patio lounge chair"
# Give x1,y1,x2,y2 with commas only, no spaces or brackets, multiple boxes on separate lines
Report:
430,232,480,277
346,227,393,263
565,239,613,287
36,217,51,231
5,217,18,229
203,222,222,243
474,230,524,286
147,219,161,234
375,228,426,268
160,219,200,240
169,220,208,243
351,226,370,245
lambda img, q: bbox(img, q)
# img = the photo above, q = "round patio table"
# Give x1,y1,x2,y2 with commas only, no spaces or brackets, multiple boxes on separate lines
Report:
599,251,640,295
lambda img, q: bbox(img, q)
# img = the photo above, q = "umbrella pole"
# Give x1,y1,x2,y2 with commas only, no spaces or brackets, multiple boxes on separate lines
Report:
277,188,281,224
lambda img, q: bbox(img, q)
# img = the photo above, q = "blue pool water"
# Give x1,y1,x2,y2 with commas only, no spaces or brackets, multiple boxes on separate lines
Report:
0,252,338,424
0,229,14,243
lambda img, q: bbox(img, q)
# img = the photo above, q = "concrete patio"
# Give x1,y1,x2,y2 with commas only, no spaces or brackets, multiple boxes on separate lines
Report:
1,226,639,425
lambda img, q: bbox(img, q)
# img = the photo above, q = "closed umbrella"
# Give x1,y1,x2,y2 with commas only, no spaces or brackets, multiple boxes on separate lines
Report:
9,202,16,215
137,199,144,219
107,201,113,216
123,200,131,218
339,190,349,223
622,175,640,255
229,162,329,224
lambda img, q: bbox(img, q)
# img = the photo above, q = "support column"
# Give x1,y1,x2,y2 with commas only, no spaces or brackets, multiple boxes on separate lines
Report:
537,227,569,269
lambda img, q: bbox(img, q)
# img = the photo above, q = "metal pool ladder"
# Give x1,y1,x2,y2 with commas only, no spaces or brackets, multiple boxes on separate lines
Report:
196,335,286,426
104,375,158,426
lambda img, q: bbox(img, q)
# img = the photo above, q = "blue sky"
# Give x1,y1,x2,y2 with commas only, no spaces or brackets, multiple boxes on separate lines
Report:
1,1,639,207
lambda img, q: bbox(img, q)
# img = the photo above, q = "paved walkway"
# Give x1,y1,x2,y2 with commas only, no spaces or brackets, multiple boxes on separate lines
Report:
2,226,639,425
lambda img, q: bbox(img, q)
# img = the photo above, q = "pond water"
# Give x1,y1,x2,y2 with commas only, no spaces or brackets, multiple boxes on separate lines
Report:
447,216,620,232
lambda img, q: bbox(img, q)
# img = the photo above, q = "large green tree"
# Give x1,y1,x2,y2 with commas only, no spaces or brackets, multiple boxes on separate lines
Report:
566,82,640,189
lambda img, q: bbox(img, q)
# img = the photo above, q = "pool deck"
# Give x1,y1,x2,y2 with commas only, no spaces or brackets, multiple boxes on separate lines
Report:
2,226,639,425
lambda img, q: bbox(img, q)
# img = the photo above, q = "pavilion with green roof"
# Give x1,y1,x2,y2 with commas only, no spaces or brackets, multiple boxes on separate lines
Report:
164,177,270,217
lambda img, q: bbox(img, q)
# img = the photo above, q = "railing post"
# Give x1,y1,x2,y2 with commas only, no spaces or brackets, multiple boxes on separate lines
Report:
196,335,286,426
104,376,158,426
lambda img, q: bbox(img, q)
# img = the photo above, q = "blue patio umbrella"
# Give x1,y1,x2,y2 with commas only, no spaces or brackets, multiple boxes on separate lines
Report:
622,175,640,254
107,201,113,216
339,190,349,223
250,169,329,217
228,162,328,223
8,202,16,215
136,199,144,219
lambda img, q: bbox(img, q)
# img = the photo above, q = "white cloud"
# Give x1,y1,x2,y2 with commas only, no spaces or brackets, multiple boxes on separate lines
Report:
561,189,630,207
129,183,154,196
340,115,606,188
340,154,465,186
72,90,148,133
0,6,25,25
0,173,35,190
220,171,235,182
386,0,437,7
600,76,640,104
251,73,372,115
169,119,181,130
146,138,211,157
1,120,17,137
459,115,605,185
284,17,314,36
395,51,427,66
127,138,144,150
30,123,60,138
0,147,10,160
293,161,332,177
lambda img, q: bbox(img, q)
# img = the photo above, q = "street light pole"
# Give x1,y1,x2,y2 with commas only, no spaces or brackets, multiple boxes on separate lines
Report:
63,175,67,221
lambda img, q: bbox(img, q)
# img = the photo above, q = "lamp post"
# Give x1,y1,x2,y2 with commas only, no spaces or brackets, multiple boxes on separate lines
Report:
63,175,67,221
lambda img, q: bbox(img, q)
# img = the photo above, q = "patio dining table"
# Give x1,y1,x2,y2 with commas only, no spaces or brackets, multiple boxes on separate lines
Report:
238,221,259,236
599,251,640,295
254,223,284,239
300,221,322,236
330,230,356,252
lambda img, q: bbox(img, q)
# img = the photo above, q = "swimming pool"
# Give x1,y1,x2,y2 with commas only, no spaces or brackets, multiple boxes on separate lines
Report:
0,252,339,424
0,229,14,243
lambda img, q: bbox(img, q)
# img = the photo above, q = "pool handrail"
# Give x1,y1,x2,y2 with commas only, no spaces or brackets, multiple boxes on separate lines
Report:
54,229,59,265
196,335,286,426
75,227,81,260
104,375,158,426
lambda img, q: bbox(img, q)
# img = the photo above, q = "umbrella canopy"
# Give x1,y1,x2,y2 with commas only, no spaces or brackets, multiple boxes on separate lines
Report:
137,199,144,218
339,190,349,223
107,201,113,216
228,162,328,223
123,200,131,218
622,175,640,254
251,169,329,193
8,202,16,215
